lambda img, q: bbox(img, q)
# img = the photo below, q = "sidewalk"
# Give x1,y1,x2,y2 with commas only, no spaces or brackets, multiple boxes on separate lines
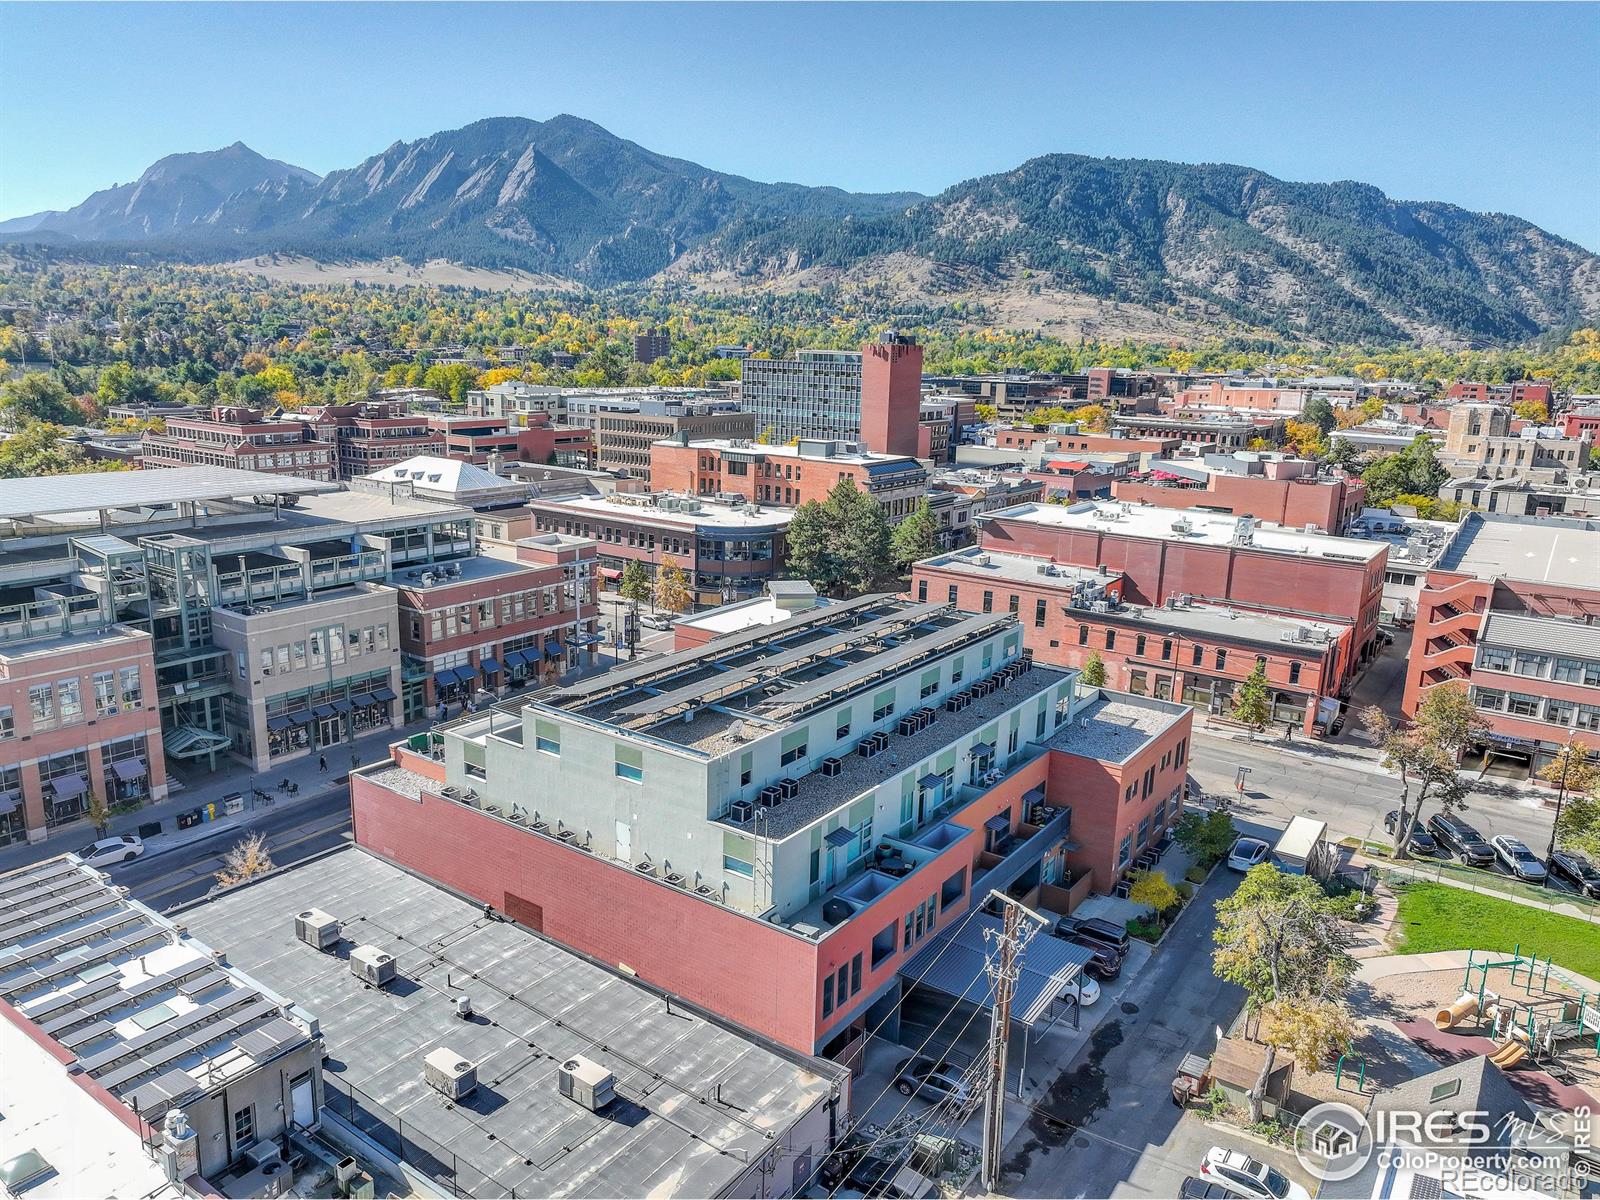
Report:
0,657,621,876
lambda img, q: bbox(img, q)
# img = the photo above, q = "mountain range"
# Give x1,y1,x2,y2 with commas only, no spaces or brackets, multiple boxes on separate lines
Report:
6,114,1596,346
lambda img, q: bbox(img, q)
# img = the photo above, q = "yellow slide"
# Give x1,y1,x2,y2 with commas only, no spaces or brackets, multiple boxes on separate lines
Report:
1489,1041,1528,1069
1435,993,1480,1030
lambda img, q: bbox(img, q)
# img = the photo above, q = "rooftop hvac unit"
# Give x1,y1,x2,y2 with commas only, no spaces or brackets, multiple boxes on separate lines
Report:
759,785,784,806
898,716,920,736
350,945,396,988
820,757,844,778
1090,601,1111,613
871,731,890,752
859,738,881,759
945,695,968,713
729,799,756,822
424,1048,478,1100
1036,562,1053,575
779,777,800,800
664,871,687,888
294,908,340,952
558,1055,616,1112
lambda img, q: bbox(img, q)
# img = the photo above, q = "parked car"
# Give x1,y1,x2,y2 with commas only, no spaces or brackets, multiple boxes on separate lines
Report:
1382,811,1437,855
1226,836,1271,872
1547,850,1600,899
1426,812,1495,867
1059,975,1101,1008
1061,936,1123,982
842,1153,906,1198
640,613,675,631
892,1057,973,1107
1491,835,1548,882
1181,1179,1237,1200
76,835,144,867
1199,1147,1310,1200
1053,915,1131,957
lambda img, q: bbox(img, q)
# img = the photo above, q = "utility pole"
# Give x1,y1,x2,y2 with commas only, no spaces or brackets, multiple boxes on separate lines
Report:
980,892,1046,1192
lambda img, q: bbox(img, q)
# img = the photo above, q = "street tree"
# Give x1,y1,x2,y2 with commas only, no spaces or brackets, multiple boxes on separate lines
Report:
216,832,274,889
1361,683,1488,860
1213,865,1359,1117
1555,793,1600,860
653,556,692,614
890,499,940,572
1543,740,1600,858
1128,869,1179,916
87,788,110,838
1231,661,1271,728
783,499,842,594
1302,396,1336,436
1258,997,1359,1075
828,480,893,594
1174,808,1237,867
1080,651,1107,688
618,560,652,604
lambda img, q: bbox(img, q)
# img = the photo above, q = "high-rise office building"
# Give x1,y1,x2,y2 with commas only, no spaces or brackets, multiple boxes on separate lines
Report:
739,334,924,454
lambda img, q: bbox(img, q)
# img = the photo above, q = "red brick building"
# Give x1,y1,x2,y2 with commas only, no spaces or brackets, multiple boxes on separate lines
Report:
973,500,1388,667
650,436,929,522
1111,459,1365,533
860,335,923,457
1447,381,1555,406
993,427,1180,459
394,533,599,718
141,407,337,479
428,415,595,470
304,401,444,479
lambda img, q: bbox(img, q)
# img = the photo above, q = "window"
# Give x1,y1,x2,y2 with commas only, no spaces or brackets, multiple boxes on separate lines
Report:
822,975,834,1017
615,745,644,783
780,728,809,767
309,630,326,667
1161,639,1172,661
1506,693,1539,718
1008,594,1019,614
836,710,852,740
1117,835,1132,868
1192,645,1203,666
1129,671,1148,695
534,720,560,757
1035,599,1047,628
232,1106,255,1149
982,590,993,613
277,644,291,672
93,672,116,716
1214,649,1227,670
873,689,895,721
917,579,928,602
292,641,307,670
740,751,753,787
330,627,346,666
56,678,82,722
119,666,142,707
260,648,274,677
1289,661,1302,685
947,584,958,604
1078,625,1089,646
1135,635,1146,657
1104,629,1115,651
723,833,754,878
1552,657,1582,683
0,706,12,740
1512,650,1549,678
920,669,940,699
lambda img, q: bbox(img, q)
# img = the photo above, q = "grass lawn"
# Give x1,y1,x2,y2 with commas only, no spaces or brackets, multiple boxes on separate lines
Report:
1392,882,1600,982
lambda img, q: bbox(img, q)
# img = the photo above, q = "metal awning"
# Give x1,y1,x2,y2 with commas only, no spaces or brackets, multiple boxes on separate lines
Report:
111,759,147,782
455,664,479,683
543,640,564,658
575,633,602,646
504,650,527,668
330,698,353,714
266,715,294,732
163,726,232,758
283,709,311,726
46,774,86,802
984,813,1012,832
479,658,502,675
368,687,397,703
0,792,17,816
971,742,995,758
824,826,857,849
919,774,944,791
901,912,1091,1028
600,567,622,581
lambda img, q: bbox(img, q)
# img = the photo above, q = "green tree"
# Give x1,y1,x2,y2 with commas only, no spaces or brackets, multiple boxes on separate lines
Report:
1361,434,1450,506
1080,651,1107,688
1,373,82,427
890,499,940,571
1302,396,1336,436
1325,438,1363,472
653,555,692,614
1360,683,1489,860
1544,740,1600,859
1231,661,1271,728
0,422,129,479
618,559,652,604
95,362,162,411
1174,808,1237,866
783,500,842,594
422,362,481,405
826,480,893,596
1213,865,1359,1116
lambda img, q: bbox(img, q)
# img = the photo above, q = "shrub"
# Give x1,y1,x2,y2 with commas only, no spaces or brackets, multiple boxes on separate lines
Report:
1175,880,1195,901
1127,915,1163,943
1185,865,1210,885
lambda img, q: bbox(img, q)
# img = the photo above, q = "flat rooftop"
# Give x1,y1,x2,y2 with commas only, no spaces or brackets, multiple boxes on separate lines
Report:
662,438,921,468
0,465,337,520
391,553,542,590
177,848,843,1199
919,545,1116,588
531,491,793,529
673,593,836,637
0,856,312,1131
983,501,1385,562
1437,511,1600,587
1045,693,1189,764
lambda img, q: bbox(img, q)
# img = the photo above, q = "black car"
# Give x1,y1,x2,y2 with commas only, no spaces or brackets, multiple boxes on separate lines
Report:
1383,810,1437,855
1426,812,1495,867
1055,933,1123,981
844,1153,908,1198
1054,914,1132,957
1181,1179,1236,1200
1547,850,1600,899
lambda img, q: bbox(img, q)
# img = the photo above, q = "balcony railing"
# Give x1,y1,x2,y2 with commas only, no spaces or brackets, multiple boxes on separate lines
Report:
971,806,1074,899
214,563,304,605
0,595,105,644
309,550,387,589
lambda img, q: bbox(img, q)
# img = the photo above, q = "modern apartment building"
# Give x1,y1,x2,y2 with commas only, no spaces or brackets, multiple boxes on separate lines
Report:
1111,452,1366,534
530,492,792,604
633,327,671,364
1401,512,1600,778
975,499,1389,668
739,334,924,455
302,401,444,479
393,533,599,719
351,598,1191,1055
141,407,337,480
912,546,1355,734
0,468,480,826
650,436,930,522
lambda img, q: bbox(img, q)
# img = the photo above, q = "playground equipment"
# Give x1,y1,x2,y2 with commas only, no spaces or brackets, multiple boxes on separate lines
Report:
1458,946,1600,1074
1489,1040,1529,1069
1435,992,1481,1031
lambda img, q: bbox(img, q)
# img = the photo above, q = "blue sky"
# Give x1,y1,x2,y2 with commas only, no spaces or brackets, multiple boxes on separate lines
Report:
4,2,1597,249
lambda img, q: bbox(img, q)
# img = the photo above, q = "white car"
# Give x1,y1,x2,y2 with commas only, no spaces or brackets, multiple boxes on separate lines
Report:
1060,975,1101,1008
640,614,675,631
1490,834,1548,882
1199,1147,1310,1200
1226,837,1270,872
77,835,144,867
